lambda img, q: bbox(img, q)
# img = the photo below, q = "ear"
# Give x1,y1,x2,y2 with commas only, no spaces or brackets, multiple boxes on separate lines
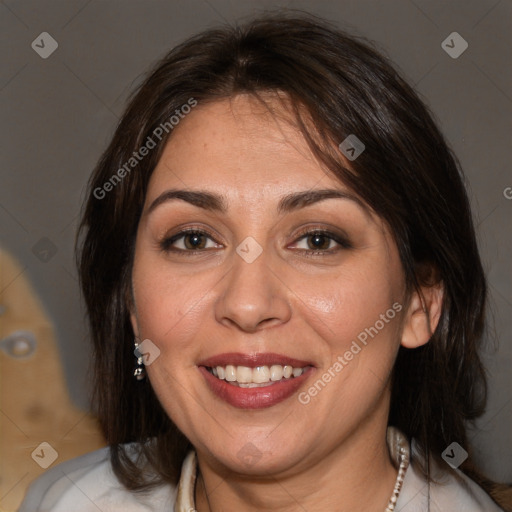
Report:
126,285,140,340
130,309,140,340
400,282,444,349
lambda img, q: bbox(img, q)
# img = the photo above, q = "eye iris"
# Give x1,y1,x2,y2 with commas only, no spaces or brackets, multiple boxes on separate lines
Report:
184,233,206,249
308,233,330,250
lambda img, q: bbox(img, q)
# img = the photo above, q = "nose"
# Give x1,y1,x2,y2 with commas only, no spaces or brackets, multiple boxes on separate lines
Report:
214,248,292,333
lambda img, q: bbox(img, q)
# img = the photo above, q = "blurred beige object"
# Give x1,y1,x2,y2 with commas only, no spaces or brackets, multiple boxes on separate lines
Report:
0,249,106,512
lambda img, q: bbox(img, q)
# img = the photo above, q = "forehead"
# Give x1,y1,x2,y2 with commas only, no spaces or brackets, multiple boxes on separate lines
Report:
147,95,345,197
141,94,394,252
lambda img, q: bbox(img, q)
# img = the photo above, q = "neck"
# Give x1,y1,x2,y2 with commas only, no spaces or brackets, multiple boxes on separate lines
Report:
195,409,398,512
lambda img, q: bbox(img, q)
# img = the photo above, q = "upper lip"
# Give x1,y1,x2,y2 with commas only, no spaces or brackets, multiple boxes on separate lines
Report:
198,352,314,368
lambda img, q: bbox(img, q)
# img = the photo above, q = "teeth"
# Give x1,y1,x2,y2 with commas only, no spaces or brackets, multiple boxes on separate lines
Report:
270,365,283,381
236,366,252,383
225,365,237,382
210,364,306,385
253,366,270,383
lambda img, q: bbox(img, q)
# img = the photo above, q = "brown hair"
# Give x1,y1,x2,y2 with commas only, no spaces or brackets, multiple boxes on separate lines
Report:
77,10,497,501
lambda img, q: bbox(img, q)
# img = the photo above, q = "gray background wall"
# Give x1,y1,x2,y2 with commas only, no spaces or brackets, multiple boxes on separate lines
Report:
1,0,511,482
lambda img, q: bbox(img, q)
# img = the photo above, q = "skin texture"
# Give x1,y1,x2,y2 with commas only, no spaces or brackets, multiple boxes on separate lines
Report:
130,95,443,512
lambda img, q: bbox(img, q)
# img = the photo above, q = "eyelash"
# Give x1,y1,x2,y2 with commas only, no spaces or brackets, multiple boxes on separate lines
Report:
294,227,352,256
159,228,219,255
159,227,352,257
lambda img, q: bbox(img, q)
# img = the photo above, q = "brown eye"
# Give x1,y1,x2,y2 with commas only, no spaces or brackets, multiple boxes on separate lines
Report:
307,233,332,251
183,232,207,249
291,229,352,255
160,229,221,253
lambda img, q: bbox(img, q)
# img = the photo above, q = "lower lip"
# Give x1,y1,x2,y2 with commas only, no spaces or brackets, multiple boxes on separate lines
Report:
199,366,312,409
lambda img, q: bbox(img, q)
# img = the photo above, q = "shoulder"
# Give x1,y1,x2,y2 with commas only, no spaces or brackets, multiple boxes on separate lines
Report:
18,445,177,512
396,439,505,512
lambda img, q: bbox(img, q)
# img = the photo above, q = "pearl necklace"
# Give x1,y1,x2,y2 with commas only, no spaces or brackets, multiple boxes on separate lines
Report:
385,427,410,511
176,426,411,512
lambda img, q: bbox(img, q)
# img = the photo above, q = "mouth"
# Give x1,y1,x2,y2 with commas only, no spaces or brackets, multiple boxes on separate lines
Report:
198,353,314,409
204,363,309,387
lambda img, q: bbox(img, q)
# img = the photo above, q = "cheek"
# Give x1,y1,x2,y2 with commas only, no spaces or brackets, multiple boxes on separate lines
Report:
300,265,402,348
295,260,403,406
130,253,213,428
131,252,212,353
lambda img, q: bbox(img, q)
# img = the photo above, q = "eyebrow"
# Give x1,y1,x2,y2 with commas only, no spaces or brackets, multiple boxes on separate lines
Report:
146,188,367,215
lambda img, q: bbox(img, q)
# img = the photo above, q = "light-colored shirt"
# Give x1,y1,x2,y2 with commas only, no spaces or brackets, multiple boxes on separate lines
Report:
19,429,504,511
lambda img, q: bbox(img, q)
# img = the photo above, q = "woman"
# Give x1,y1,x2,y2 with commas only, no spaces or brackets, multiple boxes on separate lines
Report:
20,12,507,512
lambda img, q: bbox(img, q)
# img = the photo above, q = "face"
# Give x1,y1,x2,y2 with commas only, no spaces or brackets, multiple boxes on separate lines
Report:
130,95,408,477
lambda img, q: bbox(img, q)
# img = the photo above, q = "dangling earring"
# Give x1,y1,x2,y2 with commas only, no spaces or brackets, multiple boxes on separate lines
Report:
133,339,146,380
